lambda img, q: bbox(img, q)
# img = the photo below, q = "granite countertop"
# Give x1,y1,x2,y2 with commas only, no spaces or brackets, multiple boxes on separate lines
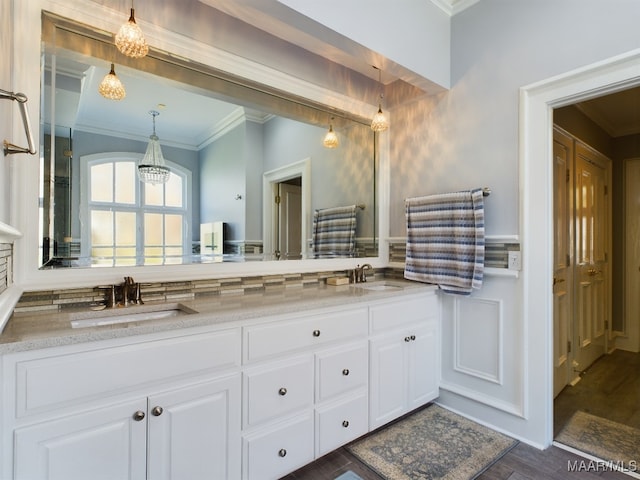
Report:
0,279,437,354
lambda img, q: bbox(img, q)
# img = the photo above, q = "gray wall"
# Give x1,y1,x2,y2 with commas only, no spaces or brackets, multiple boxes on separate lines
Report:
199,124,247,240
389,0,640,237
262,116,375,238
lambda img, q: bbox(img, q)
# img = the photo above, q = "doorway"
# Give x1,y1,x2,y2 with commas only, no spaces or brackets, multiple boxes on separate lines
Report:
262,158,311,260
520,48,640,449
551,92,640,449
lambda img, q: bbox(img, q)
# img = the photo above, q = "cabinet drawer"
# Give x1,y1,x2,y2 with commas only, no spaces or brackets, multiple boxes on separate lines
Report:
370,294,437,333
14,328,240,418
316,394,368,457
243,413,314,480
243,355,314,428
316,343,368,402
243,307,368,363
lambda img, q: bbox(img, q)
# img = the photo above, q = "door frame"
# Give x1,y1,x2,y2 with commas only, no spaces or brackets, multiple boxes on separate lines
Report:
262,158,311,259
520,48,640,447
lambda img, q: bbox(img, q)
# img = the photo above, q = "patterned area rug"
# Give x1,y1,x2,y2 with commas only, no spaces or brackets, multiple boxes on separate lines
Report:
347,405,517,480
556,411,640,464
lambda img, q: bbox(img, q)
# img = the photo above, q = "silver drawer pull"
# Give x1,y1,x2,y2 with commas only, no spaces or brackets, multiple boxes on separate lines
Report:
312,330,321,337
278,448,287,457
410,335,416,341
151,406,163,416
342,368,350,376
342,420,349,428
132,410,145,421
404,336,411,342
279,387,287,396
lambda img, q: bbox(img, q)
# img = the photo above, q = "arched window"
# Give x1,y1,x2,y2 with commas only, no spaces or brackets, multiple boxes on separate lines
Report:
81,153,191,266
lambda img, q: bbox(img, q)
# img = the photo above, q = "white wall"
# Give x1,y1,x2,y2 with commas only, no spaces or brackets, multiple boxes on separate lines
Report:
386,0,640,447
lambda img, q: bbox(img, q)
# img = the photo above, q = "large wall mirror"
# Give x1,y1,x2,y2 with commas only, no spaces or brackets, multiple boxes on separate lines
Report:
39,12,378,270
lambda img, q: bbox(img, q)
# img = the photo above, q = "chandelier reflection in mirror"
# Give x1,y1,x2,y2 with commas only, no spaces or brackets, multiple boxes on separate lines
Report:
138,110,170,184
98,63,126,100
115,0,149,59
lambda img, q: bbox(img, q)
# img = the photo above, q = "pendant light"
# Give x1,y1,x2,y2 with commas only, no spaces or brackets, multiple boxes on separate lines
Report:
138,110,170,185
371,66,389,132
98,63,126,100
323,117,339,148
115,0,149,59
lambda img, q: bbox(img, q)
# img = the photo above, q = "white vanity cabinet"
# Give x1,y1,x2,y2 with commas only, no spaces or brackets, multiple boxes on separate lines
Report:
241,306,369,480
369,292,440,430
3,327,242,480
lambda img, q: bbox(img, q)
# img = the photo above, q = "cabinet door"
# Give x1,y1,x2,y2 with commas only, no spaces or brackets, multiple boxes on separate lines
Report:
369,334,406,430
407,322,439,410
147,374,241,480
14,399,147,480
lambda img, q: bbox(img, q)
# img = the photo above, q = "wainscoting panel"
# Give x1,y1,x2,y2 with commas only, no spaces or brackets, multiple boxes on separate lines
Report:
453,297,503,384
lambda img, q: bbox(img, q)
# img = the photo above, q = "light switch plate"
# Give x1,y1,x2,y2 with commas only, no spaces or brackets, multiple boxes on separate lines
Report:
508,251,521,271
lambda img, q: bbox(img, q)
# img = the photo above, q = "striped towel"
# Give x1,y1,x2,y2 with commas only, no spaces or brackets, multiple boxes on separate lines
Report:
312,205,357,258
404,189,485,295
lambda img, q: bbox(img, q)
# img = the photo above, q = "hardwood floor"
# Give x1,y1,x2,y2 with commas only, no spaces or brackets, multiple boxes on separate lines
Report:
285,351,640,480
554,350,640,435
283,439,631,479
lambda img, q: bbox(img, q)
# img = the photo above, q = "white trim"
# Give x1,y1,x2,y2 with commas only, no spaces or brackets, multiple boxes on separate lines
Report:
453,297,504,385
520,48,640,447
0,223,22,244
438,382,525,418
12,0,389,290
0,286,24,333
262,158,311,258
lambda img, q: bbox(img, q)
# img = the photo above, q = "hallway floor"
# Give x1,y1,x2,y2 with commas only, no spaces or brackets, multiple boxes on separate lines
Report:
554,349,640,436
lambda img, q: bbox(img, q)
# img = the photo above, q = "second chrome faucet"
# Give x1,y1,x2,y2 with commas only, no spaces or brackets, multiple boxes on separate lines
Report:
99,276,144,308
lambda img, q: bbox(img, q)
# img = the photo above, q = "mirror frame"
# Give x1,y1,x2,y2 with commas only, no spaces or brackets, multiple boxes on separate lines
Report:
10,0,390,291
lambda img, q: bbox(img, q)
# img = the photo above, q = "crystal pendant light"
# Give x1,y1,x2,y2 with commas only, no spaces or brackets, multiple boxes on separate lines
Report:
98,63,126,100
323,119,339,148
115,1,149,59
138,110,170,185
371,66,389,132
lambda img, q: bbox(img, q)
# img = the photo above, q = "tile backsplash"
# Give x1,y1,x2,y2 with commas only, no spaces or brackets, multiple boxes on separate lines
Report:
0,243,11,295
13,269,382,314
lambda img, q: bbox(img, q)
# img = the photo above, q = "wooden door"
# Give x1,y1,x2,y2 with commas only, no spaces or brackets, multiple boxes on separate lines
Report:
553,128,573,397
573,142,610,373
146,375,241,480
278,182,302,259
624,158,640,352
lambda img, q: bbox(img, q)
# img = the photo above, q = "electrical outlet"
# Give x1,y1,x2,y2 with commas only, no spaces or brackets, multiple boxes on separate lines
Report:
508,251,521,271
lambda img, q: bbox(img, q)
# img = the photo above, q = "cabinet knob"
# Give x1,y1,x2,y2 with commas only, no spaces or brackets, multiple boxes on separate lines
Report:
132,410,146,421
342,420,350,428
278,448,287,457
312,330,321,337
404,336,411,342
410,335,416,341
342,368,350,376
151,406,163,416
279,387,287,396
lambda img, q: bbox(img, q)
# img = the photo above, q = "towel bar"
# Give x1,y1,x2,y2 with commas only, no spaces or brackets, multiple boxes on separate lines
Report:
1,88,37,156
405,187,491,203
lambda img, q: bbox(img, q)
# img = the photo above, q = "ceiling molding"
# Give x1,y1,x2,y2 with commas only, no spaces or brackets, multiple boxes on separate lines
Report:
430,0,481,16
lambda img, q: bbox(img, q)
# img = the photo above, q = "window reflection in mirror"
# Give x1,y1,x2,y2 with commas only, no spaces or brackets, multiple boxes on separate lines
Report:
39,13,377,269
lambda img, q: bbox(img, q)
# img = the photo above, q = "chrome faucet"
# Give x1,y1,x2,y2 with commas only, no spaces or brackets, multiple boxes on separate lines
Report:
349,264,373,283
97,277,144,308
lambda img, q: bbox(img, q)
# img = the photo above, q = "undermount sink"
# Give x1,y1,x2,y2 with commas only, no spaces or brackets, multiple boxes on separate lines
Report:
70,303,197,329
352,281,405,291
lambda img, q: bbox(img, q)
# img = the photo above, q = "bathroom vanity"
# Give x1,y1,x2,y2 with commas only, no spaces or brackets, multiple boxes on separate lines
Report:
0,280,439,480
